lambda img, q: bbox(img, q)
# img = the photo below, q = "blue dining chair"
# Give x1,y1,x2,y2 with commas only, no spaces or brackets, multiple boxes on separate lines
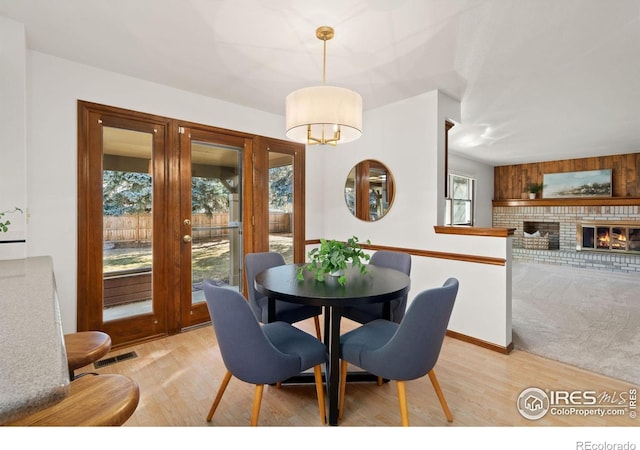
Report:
339,278,459,426
203,282,327,426
341,250,412,324
245,252,322,339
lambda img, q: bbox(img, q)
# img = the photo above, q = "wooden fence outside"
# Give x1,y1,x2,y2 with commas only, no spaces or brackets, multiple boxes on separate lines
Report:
103,212,292,243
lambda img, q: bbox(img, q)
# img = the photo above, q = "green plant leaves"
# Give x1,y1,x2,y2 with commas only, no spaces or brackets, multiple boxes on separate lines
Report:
0,207,23,233
297,235,370,286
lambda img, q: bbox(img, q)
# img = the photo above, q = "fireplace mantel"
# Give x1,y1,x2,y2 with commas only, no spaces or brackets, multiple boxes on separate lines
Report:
493,198,640,207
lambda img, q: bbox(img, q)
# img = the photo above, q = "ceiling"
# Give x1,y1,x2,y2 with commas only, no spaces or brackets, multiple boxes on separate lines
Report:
1,0,639,166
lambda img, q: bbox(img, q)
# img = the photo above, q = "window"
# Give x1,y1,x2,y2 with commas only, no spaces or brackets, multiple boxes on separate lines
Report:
445,174,475,226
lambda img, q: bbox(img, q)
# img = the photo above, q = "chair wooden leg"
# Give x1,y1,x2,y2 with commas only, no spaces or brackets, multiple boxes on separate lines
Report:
313,315,322,340
428,369,453,422
338,359,348,419
207,370,232,421
396,380,409,426
250,384,264,426
313,364,326,425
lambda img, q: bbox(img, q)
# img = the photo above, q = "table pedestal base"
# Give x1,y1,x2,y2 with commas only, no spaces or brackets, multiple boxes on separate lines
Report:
281,371,384,385
280,370,387,426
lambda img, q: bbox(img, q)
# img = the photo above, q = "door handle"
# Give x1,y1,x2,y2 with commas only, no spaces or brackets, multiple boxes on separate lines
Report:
183,235,192,243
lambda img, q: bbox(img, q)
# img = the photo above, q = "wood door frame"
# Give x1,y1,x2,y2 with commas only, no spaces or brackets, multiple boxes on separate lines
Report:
77,101,305,346
251,136,305,262
77,101,172,344
176,122,255,330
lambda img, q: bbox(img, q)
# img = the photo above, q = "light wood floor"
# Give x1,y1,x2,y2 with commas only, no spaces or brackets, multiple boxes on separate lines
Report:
76,316,639,430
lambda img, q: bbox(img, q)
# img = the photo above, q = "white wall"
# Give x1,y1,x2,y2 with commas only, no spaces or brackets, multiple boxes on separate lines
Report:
308,91,444,246
0,17,27,258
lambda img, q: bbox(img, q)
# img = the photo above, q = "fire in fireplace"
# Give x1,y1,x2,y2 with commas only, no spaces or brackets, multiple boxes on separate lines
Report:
578,221,640,253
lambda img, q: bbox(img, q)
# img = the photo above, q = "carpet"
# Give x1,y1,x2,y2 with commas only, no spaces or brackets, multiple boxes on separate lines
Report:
511,261,640,386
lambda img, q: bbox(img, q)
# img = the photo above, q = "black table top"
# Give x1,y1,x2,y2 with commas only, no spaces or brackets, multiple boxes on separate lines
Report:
254,263,410,308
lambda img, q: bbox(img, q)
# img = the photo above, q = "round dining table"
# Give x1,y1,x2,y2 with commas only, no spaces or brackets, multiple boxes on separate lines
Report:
255,263,411,426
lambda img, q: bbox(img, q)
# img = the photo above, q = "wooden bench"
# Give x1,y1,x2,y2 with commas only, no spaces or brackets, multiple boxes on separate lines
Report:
103,269,152,307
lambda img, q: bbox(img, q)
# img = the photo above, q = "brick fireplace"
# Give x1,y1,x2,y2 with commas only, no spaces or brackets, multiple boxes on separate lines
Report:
493,202,640,273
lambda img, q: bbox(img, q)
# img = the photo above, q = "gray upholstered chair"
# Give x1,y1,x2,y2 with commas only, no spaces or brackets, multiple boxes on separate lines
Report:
339,278,459,426
341,250,412,324
245,252,322,339
203,282,327,426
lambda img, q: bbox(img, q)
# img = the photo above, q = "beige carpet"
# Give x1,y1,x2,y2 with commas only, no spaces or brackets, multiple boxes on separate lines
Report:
511,261,640,385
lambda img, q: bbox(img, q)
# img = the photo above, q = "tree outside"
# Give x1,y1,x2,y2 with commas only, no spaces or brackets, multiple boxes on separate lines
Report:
102,167,294,281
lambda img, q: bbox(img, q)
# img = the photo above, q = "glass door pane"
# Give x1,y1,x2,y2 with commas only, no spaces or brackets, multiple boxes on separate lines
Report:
102,127,154,321
268,152,294,263
190,141,243,304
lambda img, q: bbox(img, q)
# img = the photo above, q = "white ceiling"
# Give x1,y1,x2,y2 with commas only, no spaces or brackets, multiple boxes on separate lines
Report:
1,0,639,166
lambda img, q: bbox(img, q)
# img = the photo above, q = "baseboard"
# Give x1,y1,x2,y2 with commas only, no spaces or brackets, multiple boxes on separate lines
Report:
446,329,513,354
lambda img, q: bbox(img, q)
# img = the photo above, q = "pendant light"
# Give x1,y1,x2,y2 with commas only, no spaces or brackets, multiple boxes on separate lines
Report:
285,26,363,146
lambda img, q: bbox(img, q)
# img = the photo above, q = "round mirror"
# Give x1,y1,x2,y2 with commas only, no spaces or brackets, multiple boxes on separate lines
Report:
344,159,395,221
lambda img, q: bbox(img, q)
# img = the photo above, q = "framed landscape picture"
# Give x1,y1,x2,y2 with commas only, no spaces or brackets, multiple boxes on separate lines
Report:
542,169,612,198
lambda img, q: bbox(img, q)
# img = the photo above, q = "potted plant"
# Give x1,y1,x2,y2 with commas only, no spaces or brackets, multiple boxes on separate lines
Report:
297,235,371,286
526,182,543,199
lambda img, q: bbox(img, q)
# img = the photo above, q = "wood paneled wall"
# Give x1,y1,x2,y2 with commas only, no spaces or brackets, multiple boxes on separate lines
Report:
493,153,640,200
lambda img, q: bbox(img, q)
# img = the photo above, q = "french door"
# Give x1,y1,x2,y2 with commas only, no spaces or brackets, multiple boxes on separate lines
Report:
78,104,172,345
77,102,304,347
178,125,249,328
